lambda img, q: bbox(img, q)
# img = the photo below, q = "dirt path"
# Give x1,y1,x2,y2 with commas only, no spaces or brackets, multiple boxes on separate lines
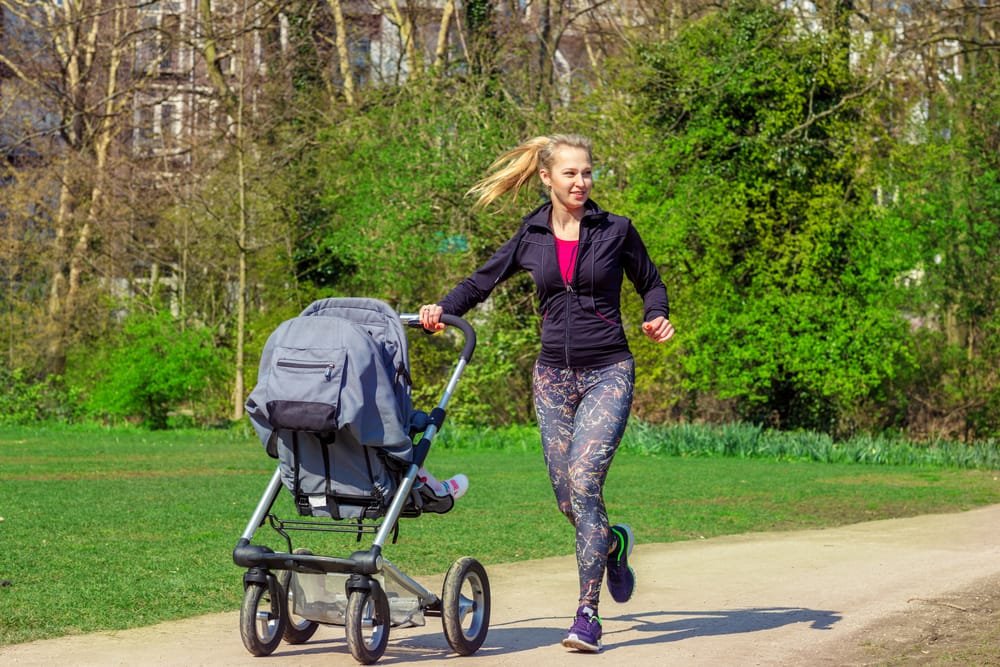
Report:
5,504,1000,666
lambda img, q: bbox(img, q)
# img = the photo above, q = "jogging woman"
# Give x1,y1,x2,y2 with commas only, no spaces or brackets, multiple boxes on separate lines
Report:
419,134,674,652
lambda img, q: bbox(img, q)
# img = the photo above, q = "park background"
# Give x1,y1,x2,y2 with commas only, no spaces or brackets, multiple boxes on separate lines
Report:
1,0,998,443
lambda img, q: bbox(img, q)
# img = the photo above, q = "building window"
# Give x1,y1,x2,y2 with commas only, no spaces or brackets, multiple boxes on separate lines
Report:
160,14,182,72
350,37,371,87
160,102,177,145
135,6,183,75
134,103,156,154
136,14,159,72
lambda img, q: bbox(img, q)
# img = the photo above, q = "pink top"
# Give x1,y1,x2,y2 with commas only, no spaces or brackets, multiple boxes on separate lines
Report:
554,236,579,286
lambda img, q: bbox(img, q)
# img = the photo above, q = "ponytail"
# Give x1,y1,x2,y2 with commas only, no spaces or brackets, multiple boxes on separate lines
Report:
467,134,593,211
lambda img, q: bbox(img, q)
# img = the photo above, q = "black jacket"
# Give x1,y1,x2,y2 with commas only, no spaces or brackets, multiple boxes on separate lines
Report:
438,199,669,369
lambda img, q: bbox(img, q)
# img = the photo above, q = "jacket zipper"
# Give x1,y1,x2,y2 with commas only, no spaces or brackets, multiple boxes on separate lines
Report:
563,224,585,368
564,282,572,367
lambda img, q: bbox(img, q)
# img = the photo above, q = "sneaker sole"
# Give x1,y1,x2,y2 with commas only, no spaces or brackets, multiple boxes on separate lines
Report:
620,565,636,602
562,635,602,653
608,565,636,603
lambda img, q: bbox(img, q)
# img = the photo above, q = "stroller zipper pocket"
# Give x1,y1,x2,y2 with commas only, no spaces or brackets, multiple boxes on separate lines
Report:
276,359,338,381
266,348,348,432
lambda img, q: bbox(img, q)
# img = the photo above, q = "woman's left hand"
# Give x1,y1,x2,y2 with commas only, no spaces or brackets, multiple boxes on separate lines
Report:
642,316,675,343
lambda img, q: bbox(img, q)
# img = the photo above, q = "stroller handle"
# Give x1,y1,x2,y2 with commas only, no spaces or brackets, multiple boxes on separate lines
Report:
403,313,477,364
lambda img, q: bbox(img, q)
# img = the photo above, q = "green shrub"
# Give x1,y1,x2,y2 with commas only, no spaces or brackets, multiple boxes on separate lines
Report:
68,310,227,429
0,367,81,425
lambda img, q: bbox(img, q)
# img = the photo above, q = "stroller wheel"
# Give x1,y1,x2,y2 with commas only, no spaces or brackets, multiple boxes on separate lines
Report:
441,557,491,655
239,579,286,656
279,550,320,644
345,585,390,664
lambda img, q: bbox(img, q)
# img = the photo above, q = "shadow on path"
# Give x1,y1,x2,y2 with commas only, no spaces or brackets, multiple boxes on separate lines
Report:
605,606,841,652
381,606,842,660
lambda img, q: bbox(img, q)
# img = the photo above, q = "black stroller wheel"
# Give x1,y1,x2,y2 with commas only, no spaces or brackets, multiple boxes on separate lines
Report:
345,586,390,664
239,580,286,656
279,550,320,644
441,557,491,655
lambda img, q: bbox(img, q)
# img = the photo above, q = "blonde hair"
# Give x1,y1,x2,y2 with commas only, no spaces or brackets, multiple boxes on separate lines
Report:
467,134,593,210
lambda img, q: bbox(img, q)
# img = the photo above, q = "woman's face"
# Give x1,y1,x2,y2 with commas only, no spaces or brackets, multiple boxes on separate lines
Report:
540,145,593,214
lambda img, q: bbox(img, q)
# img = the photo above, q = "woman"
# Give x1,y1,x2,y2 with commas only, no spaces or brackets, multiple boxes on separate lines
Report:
420,134,674,653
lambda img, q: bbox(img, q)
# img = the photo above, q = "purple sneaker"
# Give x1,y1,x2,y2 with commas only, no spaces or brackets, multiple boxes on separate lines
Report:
607,524,635,603
561,605,602,652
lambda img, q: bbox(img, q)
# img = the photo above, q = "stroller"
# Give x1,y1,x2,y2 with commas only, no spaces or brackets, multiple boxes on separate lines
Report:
233,297,490,664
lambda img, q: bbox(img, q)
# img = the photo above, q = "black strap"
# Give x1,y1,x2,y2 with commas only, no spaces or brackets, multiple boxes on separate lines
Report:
291,431,301,498
292,432,311,515
395,361,412,387
320,435,332,499
320,435,341,519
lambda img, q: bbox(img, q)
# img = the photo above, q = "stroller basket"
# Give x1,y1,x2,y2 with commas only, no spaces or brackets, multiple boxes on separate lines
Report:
290,568,426,628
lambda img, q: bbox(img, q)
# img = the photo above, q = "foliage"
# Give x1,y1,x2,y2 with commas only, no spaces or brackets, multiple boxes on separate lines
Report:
881,67,1000,440
2,1,998,442
410,297,541,426
621,0,914,434
440,419,1000,470
304,82,535,299
66,310,227,429
300,80,553,425
0,367,81,425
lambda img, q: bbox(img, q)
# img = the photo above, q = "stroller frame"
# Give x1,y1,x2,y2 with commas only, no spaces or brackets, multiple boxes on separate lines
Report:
233,310,489,664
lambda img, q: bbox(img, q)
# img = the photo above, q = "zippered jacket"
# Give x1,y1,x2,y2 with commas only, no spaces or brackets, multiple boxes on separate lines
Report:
438,199,669,369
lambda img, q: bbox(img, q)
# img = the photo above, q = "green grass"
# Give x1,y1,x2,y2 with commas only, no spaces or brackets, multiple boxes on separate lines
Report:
2,423,1000,646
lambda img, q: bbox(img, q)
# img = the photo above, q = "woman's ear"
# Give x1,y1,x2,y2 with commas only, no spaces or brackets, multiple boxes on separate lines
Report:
539,168,551,188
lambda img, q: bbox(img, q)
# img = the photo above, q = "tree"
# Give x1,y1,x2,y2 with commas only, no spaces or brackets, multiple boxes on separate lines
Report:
623,0,914,433
884,63,1000,440
0,0,168,372
193,0,305,420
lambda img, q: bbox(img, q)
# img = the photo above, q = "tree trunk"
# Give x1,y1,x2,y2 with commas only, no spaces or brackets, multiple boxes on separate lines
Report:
231,6,250,421
198,0,239,115
43,0,128,371
433,0,455,74
538,0,552,110
388,0,422,78
821,0,852,80
47,166,72,324
328,0,356,103
40,0,85,370
233,129,248,420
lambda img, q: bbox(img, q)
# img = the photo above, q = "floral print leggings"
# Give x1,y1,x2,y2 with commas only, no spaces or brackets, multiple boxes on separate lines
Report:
533,357,635,609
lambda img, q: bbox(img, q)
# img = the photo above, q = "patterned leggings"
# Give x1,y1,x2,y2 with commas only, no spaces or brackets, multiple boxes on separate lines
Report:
533,357,635,609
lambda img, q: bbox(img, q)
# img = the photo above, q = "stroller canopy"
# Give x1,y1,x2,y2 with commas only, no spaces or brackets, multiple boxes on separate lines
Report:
246,297,414,463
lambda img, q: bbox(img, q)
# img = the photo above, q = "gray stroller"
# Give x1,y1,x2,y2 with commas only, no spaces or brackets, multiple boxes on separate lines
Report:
234,297,489,664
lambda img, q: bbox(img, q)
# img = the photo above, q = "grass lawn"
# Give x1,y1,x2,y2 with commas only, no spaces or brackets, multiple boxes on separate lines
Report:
2,424,999,646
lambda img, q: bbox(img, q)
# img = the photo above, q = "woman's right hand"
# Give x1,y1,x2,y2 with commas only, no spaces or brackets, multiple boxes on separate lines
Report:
419,304,446,332
642,316,675,343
